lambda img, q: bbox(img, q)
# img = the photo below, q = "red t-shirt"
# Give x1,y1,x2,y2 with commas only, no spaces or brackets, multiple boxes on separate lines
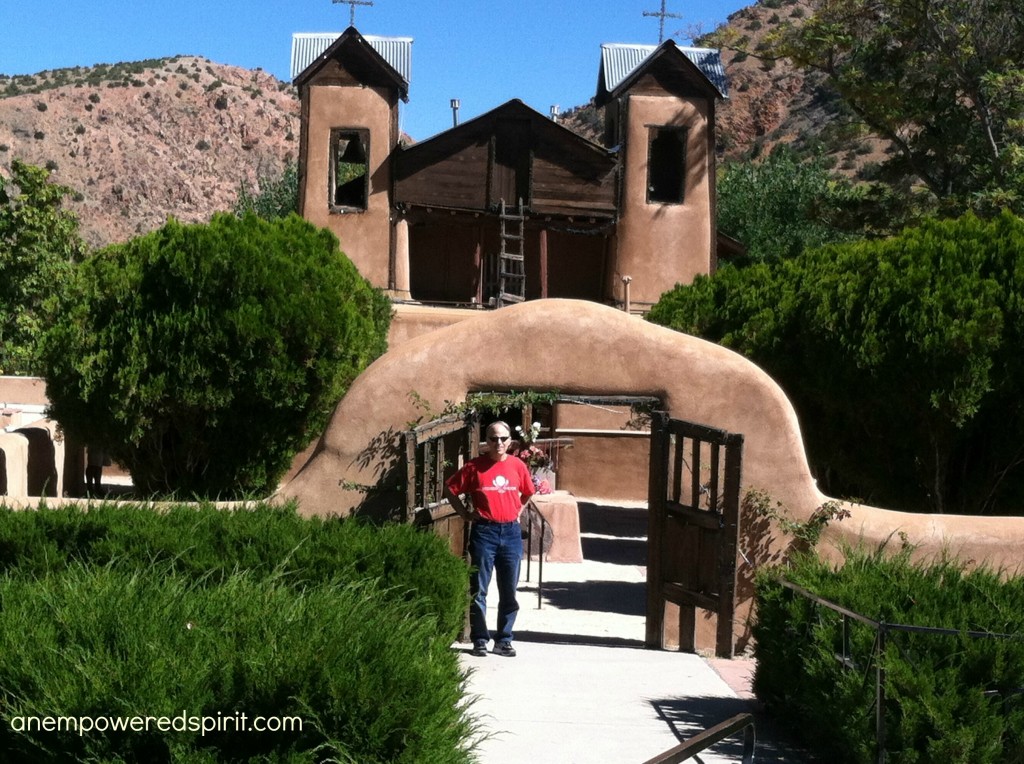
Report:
446,454,535,523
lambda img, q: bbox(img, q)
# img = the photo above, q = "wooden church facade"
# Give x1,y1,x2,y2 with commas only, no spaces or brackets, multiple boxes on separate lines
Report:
293,27,728,311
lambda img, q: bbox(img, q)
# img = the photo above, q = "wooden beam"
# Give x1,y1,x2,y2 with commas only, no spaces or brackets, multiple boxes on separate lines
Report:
646,410,670,648
663,582,718,612
404,432,417,524
473,239,483,304
539,228,549,299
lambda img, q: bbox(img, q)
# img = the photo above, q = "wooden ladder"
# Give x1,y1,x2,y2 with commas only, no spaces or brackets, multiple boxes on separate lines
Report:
497,198,526,307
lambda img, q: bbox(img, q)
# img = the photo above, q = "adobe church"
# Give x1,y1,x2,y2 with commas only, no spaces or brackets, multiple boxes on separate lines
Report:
290,26,728,312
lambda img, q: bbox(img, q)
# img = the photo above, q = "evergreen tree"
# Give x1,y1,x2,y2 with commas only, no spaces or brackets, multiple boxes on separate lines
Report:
41,213,391,498
776,0,1024,214
233,163,299,220
0,160,85,374
650,212,1024,515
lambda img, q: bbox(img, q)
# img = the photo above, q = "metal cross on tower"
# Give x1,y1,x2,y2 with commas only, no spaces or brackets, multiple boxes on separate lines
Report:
643,0,682,43
334,0,374,27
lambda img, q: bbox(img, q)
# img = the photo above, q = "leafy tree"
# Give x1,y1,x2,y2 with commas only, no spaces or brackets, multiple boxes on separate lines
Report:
649,212,1024,515
41,213,391,498
233,162,299,220
775,0,1024,214
0,160,85,374
717,147,856,262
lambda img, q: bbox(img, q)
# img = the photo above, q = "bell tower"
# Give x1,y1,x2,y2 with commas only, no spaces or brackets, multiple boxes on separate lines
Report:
597,41,727,312
293,27,410,292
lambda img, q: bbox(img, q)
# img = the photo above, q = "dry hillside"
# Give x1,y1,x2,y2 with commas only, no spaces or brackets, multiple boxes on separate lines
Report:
710,0,890,171
0,57,299,249
562,0,890,175
0,2,885,250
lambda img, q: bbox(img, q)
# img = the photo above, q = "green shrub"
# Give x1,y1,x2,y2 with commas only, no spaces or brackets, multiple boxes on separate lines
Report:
234,163,299,220
0,566,476,763
0,161,84,375
41,213,391,497
649,212,1024,515
0,503,468,638
754,547,1024,763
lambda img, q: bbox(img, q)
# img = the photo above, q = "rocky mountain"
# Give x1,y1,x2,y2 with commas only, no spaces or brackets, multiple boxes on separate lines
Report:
0,57,299,249
708,0,890,172
562,0,890,177
0,2,884,250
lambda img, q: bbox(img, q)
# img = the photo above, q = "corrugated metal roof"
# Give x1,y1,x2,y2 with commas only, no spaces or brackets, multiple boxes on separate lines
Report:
600,42,728,98
290,32,412,84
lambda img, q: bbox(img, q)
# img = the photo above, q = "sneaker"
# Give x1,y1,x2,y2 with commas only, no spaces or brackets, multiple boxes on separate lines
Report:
470,641,488,657
492,641,516,657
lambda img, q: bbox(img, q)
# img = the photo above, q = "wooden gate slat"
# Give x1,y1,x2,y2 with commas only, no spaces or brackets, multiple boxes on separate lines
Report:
709,442,720,513
672,435,684,504
666,502,721,529
647,412,743,658
663,582,719,612
690,438,701,509
646,411,671,648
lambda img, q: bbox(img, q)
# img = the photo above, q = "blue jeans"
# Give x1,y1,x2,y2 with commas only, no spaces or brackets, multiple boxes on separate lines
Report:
468,520,522,644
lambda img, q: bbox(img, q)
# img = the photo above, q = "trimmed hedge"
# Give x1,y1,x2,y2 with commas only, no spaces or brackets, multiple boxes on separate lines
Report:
41,212,392,498
0,502,467,638
0,503,474,762
754,546,1024,763
0,566,475,763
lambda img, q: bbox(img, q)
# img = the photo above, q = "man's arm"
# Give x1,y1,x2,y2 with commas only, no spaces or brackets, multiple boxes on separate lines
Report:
443,484,480,522
517,495,534,521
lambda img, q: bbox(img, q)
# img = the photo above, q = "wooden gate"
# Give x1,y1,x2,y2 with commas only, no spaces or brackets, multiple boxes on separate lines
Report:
646,411,743,657
402,413,480,642
402,413,480,547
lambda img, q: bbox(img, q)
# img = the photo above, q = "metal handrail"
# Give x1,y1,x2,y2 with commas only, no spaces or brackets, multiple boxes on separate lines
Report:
520,499,547,608
641,713,756,764
779,578,1024,764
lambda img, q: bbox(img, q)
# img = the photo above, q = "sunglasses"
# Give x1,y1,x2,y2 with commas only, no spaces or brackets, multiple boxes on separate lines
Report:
487,436,510,443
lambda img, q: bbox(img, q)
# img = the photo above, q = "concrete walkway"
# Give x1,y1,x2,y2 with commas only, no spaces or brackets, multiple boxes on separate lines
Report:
457,501,818,763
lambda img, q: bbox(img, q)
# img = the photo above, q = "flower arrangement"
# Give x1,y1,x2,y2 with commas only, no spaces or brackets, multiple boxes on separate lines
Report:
510,422,551,472
507,422,569,495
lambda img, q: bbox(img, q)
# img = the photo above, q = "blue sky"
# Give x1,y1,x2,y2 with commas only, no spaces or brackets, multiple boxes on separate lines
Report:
2,0,747,141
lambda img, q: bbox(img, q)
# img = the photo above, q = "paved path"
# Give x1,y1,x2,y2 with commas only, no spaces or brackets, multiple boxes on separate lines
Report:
457,501,818,763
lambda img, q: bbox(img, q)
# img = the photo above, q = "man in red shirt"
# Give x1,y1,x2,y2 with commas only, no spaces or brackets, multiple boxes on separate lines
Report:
445,420,535,657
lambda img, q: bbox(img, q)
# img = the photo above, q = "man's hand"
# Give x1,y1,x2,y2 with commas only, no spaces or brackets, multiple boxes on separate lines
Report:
443,485,477,522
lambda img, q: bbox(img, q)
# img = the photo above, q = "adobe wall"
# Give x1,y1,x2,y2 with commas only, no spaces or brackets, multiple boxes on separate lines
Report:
551,402,650,501
614,95,713,309
17,420,63,498
0,432,29,497
300,84,395,289
277,299,823,523
0,376,48,406
387,303,479,346
278,299,1024,647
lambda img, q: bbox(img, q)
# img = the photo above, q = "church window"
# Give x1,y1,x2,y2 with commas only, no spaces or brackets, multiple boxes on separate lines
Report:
330,129,369,210
646,127,687,204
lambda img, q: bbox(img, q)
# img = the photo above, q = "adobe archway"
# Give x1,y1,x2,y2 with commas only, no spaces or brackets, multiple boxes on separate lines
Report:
277,298,1024,648
278,298,1024,568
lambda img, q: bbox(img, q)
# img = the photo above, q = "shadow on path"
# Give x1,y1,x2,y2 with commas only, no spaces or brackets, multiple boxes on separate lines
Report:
580,535,648,566
578,502,647,537
651,696,824,763
513,631,645,647
536,579,646,616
